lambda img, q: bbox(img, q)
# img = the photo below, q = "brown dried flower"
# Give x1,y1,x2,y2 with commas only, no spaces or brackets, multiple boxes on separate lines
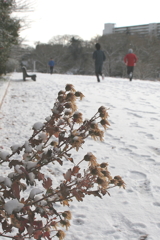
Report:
65,84,76,92
56,230,66,240
100,119,110,129
64,109,72,116
75,91,85,100
84,152,97,167
101,170,112,180
58,90,65,96
98,106,106,113
71,136,84,151
97,177,109,188
58,95,65,103
100,162,108,168
60,219,71,230
98,106,109,119
110,176,125,188
64,102,77,112
73,112,83,124
99,111,109,119
62,211,72,220
90,122,99,129
66,92,76,102
90,167,103,177
89,129,104,141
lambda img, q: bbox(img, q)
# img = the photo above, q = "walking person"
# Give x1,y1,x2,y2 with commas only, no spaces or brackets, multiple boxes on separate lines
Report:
124,49,138,81
93,43,106,82
48,58,55,74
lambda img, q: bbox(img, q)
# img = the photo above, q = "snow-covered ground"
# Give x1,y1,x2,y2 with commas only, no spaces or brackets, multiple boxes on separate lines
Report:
0,73,160,240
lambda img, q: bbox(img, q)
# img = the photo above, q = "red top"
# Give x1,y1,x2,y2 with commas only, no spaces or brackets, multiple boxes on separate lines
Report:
124,53,138,66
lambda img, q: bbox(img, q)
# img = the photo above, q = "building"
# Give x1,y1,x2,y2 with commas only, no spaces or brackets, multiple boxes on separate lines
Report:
103,23,160,37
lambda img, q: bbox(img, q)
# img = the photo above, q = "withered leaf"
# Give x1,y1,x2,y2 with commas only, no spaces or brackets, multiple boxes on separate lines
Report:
11,217,21,229
27,225,33,236
60,183,69,198
33,230,43,239
37,172,45,181
63,169,72,182
87,190,102,198
56,158,63,165
72,166,80,175
30,139,42,147
72,189,84,201
43,231,51,240
11,182,20,200
9,160,23,169
2,220,12,232
33,220,43,229
42,177,52,189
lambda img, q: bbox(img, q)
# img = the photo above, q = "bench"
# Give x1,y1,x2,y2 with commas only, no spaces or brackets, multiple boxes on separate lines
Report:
22,66,36,81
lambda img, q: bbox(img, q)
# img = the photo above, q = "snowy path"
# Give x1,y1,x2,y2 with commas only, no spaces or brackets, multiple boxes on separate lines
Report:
0,73,160,240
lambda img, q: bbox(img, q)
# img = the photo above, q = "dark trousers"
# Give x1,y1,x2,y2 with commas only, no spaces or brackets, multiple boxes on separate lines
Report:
95,65,102,82
50,66,54,74
127,66,134,75
127,66,134,81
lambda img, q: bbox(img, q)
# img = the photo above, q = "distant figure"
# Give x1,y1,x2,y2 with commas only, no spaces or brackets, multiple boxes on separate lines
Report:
93,43,106,82
124,49,138,81
48,58,55,74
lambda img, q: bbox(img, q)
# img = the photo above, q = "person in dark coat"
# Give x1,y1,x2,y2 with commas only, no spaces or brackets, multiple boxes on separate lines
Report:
93,43,106,82
124,49,138,81
48,58,55,74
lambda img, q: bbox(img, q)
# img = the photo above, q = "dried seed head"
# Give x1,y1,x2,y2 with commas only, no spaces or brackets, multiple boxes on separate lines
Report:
114,175,122,181
66,92,76,102
75,91,85,100
64,109,72,116
65,102,77,112
60,219,71,230
90,122,99,129
98,106,106,113
99,111,109,119
65,84,75,92
100,119,110,129
100,162,108,168
89,129,104,141
56,230,66,240
90,167,99,175
117,180,125,188
97,177,104,185
101,170,112,179
50,141,58,147
58,90,65,96
84,152,97,167
71,136,84,151
90,167,103,177
110,179,118,185
111,176,125,188
84,152,96,161
98,106,109,119
65,102,72,109
73,112,83,124
62,211,72,220
58,95,65,103
97,177,109,188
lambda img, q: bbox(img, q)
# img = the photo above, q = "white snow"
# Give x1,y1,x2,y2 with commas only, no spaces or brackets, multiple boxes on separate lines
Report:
0,150,10,160
29,188,43,199
0,73,160,240
4,199,24,214
33,121,44,131
24,140,32,153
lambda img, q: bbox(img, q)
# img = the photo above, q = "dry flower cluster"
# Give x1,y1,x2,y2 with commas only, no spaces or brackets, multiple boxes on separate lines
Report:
0,84,125,240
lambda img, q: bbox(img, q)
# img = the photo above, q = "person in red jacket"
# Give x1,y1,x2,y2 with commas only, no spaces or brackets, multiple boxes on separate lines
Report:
124,49,138,81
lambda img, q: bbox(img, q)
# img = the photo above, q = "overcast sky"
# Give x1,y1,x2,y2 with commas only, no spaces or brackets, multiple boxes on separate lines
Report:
18,0,160,47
